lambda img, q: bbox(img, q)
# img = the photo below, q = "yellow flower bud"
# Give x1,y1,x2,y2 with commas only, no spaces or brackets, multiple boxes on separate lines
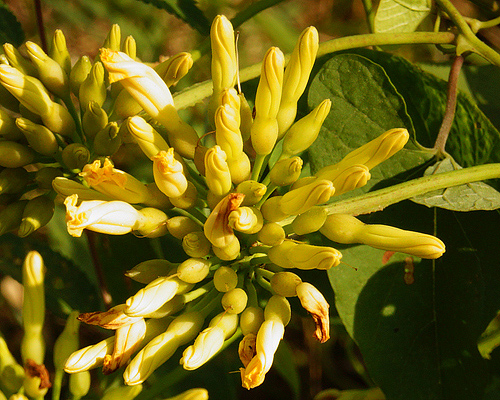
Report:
144,182,173,209
123,35,137,59
126,116,170,159
287,243,342,270
25,41,69,99
177,258,210,284
213,266,238,292
270,272,302,297
238,333,256,367
250,47,285,156
49,30,71,74
319,213,365,244
260,196,289,222
154,52,193,87
268,240,298,269
135,207,169,238
82,101,108,140
291,206,328,235
240,306,265,336
69,371,91,399
171,181,198,209
114,88,142,118
269,156,303,186
125,259,177,284
52,177,111,201
18,195,55,237
69,55,91,96
35,167,62,189
2,43,38,76
296,282,330,343
182,231,211,258
102,385,143,400
236,180,266,206
64,194,143,237
222,288,248,314
215,102,243,161
163,388,209,400
124,312,204,385
257,222,285,246
281,99,331,157
103,24,121,51
61,143,90,170
0,200,27,235
212,237,241,261
16,117,59,156
0,335,24,394
277,26,319,137
0,107,22,140
0,168,30,194
93,121,122,156
142,295,185,319
21,251,46,364
23,362,49,399
78,304,142,330
153,148,188,198
100,49,198,158
290,175,316,190
228,206,263,234
0,141,35,168
204,192,244,248
64,336,115,373
279,179,335,216
329,164,371,196
167,216,200,239
53,311,80,371
205,145,232,197
264,295,291,325
79,61,106,109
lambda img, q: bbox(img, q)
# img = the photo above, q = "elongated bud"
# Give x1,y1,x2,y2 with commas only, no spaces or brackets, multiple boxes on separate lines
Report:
268,240,298,269
69,371,91,399
82,101,108,140
171,181,198,210
177,258,210,284
102,385,143,400
0,108,22,140
271,272,302,297
260,196,288,223
64,194,142,237
125,259,177,284
52,177,111,201
124,312,204,385
62,143,90,170
16,117,59,156
213,266,238,292
100,49,198,158
228,206,263,234
240,306,265,335
21,251,46,364
167,215,200,239
35,167,62,189
78,304,142,330
18,195,55,237
277,26,319,137
64,336,115,373
296,282,330,343
250,47,285,156
122,35,136,59
103,24,121,51
257,222,285,246
236,180,266,206
288,243,342,270
127,116,169,159
279,179,334,215
212,237,240,261
182,231,211,257
204,192,244,248
135,207,169,238
0,335,24,394
222,288,248,314
281,99,331,157
0,200,27,235
79,61,106,110
264,295,291,325
46,102,77,137
25,41,69,99
153,148,188,198
329,164,371,196
269,156,303,186
215,102,243,160
53,311,80,371
205,145,232,197
155,52,193,87
49,29,71,73
291,206,328,235
69,56,91,95
93,122,122,156
0,167,30,194
3,44,38,76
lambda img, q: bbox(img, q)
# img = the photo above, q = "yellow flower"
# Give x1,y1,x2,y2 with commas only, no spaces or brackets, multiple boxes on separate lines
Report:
204,193,244,248
296,282,330,343
153,148,188,198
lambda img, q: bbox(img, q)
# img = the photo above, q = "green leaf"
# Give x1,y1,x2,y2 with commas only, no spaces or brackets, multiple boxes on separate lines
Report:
0,1,25,47
374,0,432,33
307,53,434,196
136,0,210,36
412,158,500,211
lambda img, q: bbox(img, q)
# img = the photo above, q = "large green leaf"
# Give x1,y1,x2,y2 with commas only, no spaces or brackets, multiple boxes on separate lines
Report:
0,1,24,47
307,53,434,197
374,0,432,33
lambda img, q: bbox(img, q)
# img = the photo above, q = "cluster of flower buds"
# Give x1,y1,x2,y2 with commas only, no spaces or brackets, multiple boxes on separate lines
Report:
1,14,446,396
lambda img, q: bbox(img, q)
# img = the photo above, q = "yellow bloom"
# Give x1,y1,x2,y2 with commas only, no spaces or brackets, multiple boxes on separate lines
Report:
279,179,335,215
77,304,142,330
153,148,188,198
126,116,170,160
204,145,232,197
296,282,330,343
64,337,115,373
204,193,244,248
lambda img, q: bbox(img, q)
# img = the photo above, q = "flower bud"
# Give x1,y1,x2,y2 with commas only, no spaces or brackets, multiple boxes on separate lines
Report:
23,361,50,398
64,194,142,237
264,295,291,325
62,143,90,170
0,141,35,168
102,384,143,400
240,306,265,335
193,144,208,176
238,333,256,368
64,336,115,373
212,237,240,261
257,222,285,246
221,288,248,314
279,179,334,215
126,116,170,159
287,243,342,270
34,167,62,189
79,61,106,109
239,92,253,142
3,43,38,77
267,240,298,269
25,41,69,99
45,101,76,137
329,164,371,196
18,195,55,237
171,181,198,210
167,216,200,239
291,206,328,235
53,311,80,371
215,102,243,161
277,26,319,137
124,312,204,385
228,206,263,234
182,231,211,257
16,117,59,156
164,388,209,400
0,108,22,140
153,148,188,198
0,335,24,394
135,207,169,238
94,121,122,156
281,99,331,157
236,180,266,206
250,47,285,156
260,196,288,222
0,167,30,194
123,35,136,59
319,213,365,244
114,89,142,118
69,371,91,399
82,101,108,140
270,272,302,297
227,153,251,185
296,282,329,343
269,156,303,186
0,200,27,235
52,177,111,201
103,24,121,51
69,55,91,96
177,258,210,284
213,266,238,292
142,295,185,319
125,259,177,284
144,182,173,209
205,145,232,197
155,52,193,87
49,29,71,74
78,304,142,330
204,193,244,248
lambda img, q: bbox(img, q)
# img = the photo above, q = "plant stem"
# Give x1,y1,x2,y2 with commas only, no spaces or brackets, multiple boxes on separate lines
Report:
251,154,267,182
33,0,47,52
433,55,464,154
280,163,500,225
361,0,376,32
51,369,63,400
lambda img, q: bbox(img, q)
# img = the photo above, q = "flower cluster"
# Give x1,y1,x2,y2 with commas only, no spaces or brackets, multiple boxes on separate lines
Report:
0,15,445,395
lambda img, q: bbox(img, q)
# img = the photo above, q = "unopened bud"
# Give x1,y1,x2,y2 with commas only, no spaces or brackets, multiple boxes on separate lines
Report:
240,306,265,335
93,122,122,156
236,180,266,206
69,371,91,399
269,156,303,186
182,231,211,258
228,206,263,234
279,179,334,215
3,43,38,76
260,196,288,222
16,117,59,156
103,24,121,51
64,336,115,373
82,101,108,140
205,145,232,197
288,243,342,270
126,116,169,159
49,30,71,74
0,141,35,168
270,272,302,297
155,52,193,87
239,92,253,142
79,61,106,109
0,107,22,140
135,207,169,238
264,295,291,325
329,164,371,196
167,216,200,239
69,56,91,96
62,143,90,170
18,195,55,237
153,148,188,198
221,288,248,314
177,258,210,284
0,167,30,194
125,259,177,284
257,222,285,246
212,237,240,261
291,206,328,235
213,266,238,292
122,35,137,59
53,311,80,371
267,240,299,269
52,177,111,201
171,181,198,210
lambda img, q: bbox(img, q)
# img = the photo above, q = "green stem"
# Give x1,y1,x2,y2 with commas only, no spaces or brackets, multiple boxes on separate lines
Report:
256,267,274,280
63,96,84,144
280,163,500,225
251,154,267,182
476,15,500,30
182,281,214,303
361,0,376,32
51,369,64,400
255,273,272,292
172,207,205,227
